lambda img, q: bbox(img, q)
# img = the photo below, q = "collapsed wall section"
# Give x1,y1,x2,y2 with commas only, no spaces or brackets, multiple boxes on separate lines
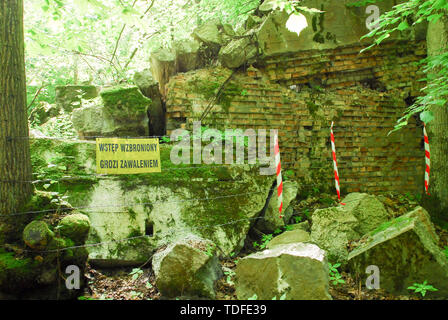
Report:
165,41,426,195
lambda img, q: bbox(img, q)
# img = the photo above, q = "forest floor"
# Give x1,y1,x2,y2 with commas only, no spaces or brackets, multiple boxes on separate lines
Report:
79,192,448,301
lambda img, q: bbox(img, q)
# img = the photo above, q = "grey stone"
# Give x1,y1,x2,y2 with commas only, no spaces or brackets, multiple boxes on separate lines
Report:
310,206,360,263
219,37,258,69
342,193,390,235
152,236,222,298
133,69,165,136
266,229,310,249
257,0,424,55
55,85,98,112
236,243,331,300
193,20,223,46
174,39,201,72
348,207,448,298
71,86,150,138
257,180,299,233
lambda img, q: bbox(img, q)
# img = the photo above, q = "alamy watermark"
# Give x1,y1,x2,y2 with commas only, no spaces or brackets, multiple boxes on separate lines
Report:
366,5,380,31
65,265,80,290
366,265,380,290
169,121,277,175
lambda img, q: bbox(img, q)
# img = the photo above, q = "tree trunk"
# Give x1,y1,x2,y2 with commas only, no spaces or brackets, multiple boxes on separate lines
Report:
425,12,448,224
0,0,33,244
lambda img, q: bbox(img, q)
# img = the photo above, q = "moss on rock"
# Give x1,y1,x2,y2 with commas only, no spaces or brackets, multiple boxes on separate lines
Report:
100,86,151,117
0,249,39,293
57,213,91,245
23,221,55,250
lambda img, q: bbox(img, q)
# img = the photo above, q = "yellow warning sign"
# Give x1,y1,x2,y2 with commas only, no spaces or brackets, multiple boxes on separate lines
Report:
96,138,161,174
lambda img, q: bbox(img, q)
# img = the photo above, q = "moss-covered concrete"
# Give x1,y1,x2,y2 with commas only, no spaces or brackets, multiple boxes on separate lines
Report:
30,137,274,265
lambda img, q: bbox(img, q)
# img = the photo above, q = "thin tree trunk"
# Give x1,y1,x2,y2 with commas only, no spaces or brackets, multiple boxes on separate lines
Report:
425,12,448,223
0,0,33,244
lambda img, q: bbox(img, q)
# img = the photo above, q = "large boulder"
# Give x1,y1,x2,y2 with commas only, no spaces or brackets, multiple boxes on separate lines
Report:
342,193,390,235
219,37,258,69
256,10,304,57
256,180,299,232
23,221,54,250
310,206,359,263
29,102,61,125
150,48,177,96
348,207,448,298
71,86,150,138
192,20,223,47
55,85,98,112
152,236,222,298
174,40,202,72
235,243,331,300
57,213,90,245
133,69,165,136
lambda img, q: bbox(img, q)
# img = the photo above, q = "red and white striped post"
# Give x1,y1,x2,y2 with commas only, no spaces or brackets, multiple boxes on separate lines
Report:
330,122,345,205
274,132,283,218
423,123,431,195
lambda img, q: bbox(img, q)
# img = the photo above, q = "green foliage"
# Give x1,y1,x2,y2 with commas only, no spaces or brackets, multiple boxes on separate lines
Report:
205,244,215,257
77,295,95,300
161,136,171,143
253,233,273,250
272,292,287,300
408,280,438,297
359,0,448,131
24,0,261,90
224,269,236,286
346,0,385,7
328,263,345,286
283,169,294,181
443,246,448,260
130,291,144,299
129,268,143,281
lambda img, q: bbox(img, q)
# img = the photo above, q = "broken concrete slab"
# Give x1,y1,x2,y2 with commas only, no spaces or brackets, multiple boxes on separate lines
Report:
256,180,299,233
152,236,222,299
310,206,360,263
348,207,448,298
342,192,390,235
235,243,331,300
266,229,310,249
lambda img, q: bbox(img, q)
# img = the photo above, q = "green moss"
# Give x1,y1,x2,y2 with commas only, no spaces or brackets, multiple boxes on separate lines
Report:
0,249,39,293
306,100,320,117
128,209,138,221
370,215,413,236
188,70,243,112
100,86,151,117
57,213,90,244
30,138,97,186
111,237,154,262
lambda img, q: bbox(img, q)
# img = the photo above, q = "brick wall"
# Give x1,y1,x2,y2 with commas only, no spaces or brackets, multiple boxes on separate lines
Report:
164,40,426,195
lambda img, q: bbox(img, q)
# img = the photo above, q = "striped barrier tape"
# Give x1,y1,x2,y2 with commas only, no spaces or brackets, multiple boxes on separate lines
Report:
423,123,430,195
274,132,283,218
331,122,345,205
